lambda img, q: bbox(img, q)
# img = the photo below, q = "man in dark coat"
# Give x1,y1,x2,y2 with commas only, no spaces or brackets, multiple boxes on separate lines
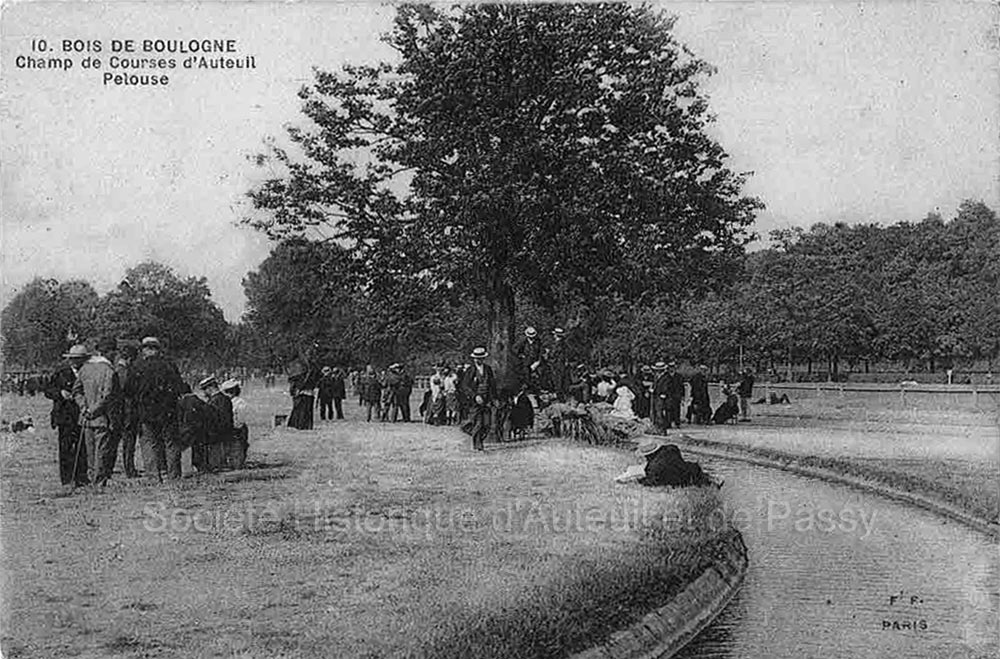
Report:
636,365,654,419
317,367,336,421
330,368,346,420
44,346,88,486
650,362,670,432
115,344,140,477
513,327,543,393
460,347,496,451
546,327,569,400
124,336,186,482
396,366,414,422
737,368,755,422
635,441,712,488
665,361,685,429
687,364,712,425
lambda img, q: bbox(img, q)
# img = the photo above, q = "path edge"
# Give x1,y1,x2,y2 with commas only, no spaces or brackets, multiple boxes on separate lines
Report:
570,528,748,659
662,434,999,539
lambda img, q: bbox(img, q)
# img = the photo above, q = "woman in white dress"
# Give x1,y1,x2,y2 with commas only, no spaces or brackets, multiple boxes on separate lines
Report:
611,382,636,419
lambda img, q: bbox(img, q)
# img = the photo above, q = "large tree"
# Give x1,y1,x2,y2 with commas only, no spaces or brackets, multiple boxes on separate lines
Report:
242,238,358,363
245,4,761,377
1,278,100,368
97,262,228,363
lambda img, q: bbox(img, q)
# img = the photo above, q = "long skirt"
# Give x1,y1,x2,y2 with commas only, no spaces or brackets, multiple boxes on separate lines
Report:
288,394,315,429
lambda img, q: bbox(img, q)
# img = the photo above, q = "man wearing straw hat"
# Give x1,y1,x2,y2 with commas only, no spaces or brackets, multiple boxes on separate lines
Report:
45,344,89,486
650,361,671,433
459,347,496,451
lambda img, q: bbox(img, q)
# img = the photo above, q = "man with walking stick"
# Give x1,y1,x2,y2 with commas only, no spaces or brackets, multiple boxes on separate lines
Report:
45,345,89,487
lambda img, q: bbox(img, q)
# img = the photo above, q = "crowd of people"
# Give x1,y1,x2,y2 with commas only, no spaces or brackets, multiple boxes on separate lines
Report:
43,336,250,488
396,326,760,450
30,324,762,484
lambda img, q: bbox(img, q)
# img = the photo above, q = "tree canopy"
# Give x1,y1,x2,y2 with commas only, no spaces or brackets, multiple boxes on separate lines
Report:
245,3,761,377
1,262,229,368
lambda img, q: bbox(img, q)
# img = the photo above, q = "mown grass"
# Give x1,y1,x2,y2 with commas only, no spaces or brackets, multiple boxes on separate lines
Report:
1,388,731,658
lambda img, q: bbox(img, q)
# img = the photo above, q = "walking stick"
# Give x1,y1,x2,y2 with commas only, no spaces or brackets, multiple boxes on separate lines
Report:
71,425,86,489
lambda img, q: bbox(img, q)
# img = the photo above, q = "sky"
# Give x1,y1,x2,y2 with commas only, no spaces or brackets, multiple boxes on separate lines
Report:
2,1,997,321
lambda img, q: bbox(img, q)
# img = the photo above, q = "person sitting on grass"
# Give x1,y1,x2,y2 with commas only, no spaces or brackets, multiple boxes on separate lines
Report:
712,383,740,425
615,440,713,487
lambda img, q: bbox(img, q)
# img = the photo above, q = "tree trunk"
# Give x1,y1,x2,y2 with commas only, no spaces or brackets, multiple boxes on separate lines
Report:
486,280,516,384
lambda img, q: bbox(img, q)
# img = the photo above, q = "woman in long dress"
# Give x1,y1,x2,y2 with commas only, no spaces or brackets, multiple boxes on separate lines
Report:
287,364,316,430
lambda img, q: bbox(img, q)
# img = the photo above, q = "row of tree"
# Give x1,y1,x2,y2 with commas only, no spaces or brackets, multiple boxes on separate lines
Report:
2,199,995,375
239,201,999,376
1,262,231,370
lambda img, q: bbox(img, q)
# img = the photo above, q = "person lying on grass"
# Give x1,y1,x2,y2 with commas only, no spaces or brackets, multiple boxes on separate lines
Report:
615,440,717,487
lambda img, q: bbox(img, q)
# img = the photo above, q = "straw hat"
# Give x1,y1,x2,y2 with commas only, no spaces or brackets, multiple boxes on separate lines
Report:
524,327,537,338
635,440,666,457
470,347,488,359
63,344,90,359
221,379,240,391
198,376,219,390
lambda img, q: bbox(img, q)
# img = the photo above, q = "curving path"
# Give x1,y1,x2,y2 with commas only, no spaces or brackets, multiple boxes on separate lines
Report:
672,456,998,659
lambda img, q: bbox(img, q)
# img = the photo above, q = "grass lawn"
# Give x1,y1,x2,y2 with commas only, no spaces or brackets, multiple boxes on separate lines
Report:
1,388,727,658
676,391,999,523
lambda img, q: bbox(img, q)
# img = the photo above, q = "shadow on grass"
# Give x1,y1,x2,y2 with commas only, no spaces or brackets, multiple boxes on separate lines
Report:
416,534,728,659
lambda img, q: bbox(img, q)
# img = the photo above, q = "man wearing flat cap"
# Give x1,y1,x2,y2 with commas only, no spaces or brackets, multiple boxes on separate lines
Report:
460,347,496,451
123,336,186,482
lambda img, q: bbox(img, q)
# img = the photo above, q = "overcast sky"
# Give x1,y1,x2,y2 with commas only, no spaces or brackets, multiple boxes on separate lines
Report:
2,2,997,321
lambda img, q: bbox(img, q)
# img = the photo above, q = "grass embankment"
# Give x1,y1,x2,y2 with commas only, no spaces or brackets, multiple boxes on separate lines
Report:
1,389,728,658
674,392,999,525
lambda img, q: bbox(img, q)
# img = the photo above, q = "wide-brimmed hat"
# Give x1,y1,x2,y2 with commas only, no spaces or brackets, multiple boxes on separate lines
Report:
198,376,219,390
652,361,668,371
141,336,161,348
63,344,90,359
470,347,488,359
524,327,537,338
221,378,240,391
389,363,401,370
635,440,666,457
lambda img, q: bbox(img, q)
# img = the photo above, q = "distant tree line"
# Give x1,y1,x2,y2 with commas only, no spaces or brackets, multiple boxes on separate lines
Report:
1,262,231,371
672,200,1000,376
2,201,995,378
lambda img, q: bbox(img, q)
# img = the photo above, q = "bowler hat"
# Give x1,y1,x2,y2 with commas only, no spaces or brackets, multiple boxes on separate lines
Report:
63,344,90,359
470,347,488,359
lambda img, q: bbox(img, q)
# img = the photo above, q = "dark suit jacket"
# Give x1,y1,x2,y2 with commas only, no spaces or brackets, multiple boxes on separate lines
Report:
45,364,80,429
460,364,496,405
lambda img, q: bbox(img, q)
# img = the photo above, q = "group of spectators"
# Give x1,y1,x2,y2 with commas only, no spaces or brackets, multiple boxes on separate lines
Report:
44,336,249,488
408,327,760,450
